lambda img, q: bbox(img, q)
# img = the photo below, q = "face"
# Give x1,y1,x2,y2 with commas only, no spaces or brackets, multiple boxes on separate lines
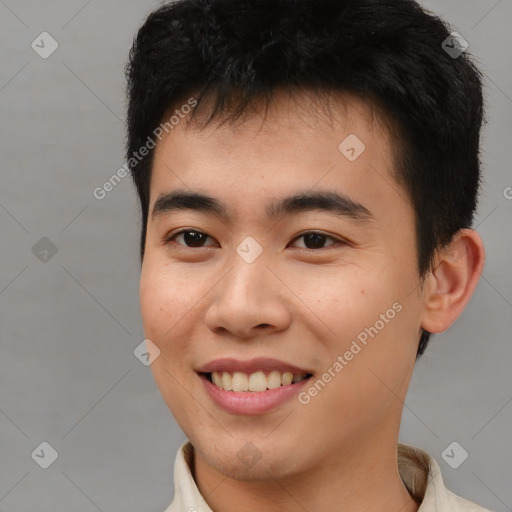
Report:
140,91,425,481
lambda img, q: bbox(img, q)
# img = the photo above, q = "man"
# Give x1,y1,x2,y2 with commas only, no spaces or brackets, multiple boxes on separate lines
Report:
125,0,491,510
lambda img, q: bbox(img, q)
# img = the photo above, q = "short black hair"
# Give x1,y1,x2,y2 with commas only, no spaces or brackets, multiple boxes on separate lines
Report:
125,0,485,357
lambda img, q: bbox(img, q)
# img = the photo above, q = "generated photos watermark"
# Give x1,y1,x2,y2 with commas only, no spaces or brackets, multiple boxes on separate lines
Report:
298,301,403,405
93,97,197,200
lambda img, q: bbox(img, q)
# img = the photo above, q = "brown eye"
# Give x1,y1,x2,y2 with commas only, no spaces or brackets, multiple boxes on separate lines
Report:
291,231,340,250
165,229,217,248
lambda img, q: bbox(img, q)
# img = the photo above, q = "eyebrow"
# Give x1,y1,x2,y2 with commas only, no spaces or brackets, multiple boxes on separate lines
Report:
151,188,374,224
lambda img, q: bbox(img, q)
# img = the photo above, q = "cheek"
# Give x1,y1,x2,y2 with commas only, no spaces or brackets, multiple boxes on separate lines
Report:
310,267,394,336
139,259,210,359
313,263,418,371
139,261,184,342
139,267,165,337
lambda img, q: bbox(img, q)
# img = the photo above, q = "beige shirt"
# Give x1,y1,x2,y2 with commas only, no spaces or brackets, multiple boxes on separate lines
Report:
164,441,494,512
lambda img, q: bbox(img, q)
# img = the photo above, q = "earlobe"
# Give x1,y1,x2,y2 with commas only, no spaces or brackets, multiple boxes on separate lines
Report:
420,229,485,334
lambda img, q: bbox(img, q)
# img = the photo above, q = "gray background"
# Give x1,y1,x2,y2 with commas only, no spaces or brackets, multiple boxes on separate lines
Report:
0,1,511,511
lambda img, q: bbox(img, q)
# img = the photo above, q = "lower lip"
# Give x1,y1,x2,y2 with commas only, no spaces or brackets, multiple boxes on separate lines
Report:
199,373,312,415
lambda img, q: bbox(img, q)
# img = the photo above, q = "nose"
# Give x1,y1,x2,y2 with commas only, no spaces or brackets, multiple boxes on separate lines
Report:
204,256,292,339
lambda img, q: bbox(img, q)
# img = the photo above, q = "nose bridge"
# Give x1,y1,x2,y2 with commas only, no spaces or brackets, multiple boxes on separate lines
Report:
221,247,271,304
205,246,291,336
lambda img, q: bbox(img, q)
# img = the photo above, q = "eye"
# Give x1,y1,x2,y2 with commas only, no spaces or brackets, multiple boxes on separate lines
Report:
164,229,218,248
290,231,343,250
163,229,345,250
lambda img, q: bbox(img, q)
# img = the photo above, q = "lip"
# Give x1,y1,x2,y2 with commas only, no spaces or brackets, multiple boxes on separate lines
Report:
199,372,312,415
196,357,311,375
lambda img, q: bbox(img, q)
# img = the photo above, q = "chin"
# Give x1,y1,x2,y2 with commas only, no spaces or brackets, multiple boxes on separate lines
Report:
193,432,308,482
210,451,298,482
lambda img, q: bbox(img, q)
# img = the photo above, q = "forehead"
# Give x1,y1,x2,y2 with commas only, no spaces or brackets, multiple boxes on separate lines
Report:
149,89,408,220
176,88,393,153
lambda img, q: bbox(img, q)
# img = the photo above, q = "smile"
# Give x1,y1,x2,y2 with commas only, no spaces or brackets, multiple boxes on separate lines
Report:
204,370,311,392
196,357,314,414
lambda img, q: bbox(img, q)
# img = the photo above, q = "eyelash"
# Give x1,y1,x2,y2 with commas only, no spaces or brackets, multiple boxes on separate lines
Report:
163,229,347,250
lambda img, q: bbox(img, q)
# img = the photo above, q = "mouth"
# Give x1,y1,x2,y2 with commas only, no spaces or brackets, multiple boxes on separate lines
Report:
196,357,313,415
196,357,314,414
200,370,313,392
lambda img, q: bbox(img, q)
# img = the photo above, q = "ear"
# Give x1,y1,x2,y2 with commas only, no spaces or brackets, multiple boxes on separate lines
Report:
420,228,485,334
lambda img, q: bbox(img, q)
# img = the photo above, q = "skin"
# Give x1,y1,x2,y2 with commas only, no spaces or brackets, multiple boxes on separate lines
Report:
139,90,485,512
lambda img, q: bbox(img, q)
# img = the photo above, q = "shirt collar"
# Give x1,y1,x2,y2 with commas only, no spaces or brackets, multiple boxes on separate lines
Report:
164,441,492,512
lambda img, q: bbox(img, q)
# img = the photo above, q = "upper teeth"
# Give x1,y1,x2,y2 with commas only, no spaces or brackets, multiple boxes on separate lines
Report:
211,371,308,392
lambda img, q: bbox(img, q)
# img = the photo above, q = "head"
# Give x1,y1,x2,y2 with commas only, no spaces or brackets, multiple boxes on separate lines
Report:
125,0,485,481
